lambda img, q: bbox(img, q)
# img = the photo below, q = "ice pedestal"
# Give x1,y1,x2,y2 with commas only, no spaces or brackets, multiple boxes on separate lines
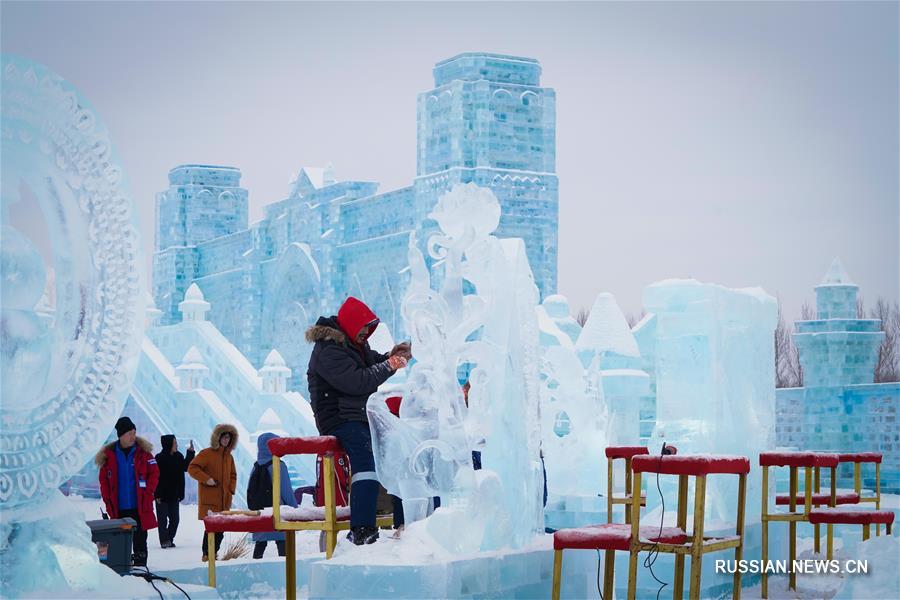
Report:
308,535,598,599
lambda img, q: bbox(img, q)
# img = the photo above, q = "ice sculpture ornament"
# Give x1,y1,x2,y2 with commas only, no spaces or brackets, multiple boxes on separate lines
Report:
369,183,544,552
1,56,144,595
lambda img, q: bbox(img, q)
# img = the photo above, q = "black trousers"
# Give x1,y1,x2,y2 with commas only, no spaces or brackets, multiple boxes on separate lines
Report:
202,532,223,557
156,500,180,544
119,508,148,555
253,540,286,558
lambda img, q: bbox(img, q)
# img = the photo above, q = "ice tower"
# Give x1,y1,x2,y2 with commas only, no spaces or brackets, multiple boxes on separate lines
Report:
416,53,558,299
794,258,884,387
776,259,899,492
153,165,248,324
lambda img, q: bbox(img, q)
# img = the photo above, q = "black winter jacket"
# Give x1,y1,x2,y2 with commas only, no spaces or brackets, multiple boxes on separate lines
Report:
154,435,195,502
306,316,394,434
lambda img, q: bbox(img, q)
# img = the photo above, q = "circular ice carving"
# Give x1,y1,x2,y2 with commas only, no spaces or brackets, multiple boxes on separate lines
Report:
0,56,144,509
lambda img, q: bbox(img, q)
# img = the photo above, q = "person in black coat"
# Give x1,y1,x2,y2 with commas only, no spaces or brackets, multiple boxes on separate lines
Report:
306,296,410,545
154,434,194,548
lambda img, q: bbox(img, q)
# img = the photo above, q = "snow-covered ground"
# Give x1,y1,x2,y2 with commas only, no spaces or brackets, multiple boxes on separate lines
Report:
68,494,325,572
67,493,899,599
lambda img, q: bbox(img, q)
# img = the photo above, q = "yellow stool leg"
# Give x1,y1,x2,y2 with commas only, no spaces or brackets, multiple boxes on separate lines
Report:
761,466,769,599
603,549,615,600
673,474,688,600
814,467,821,554
827,524,834,560
608,458,614,524
862,524,870,542
207,532,216,587
552,549,562,600
285,530,296,600
733,473,747,600
688,476,706,599
625,458,633,525
875,463,882,536
627,471,642,600
788,467,797,591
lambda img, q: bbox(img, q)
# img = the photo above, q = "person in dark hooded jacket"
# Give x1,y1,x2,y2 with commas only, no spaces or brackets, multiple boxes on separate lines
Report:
306,296,410,545
250,432,298,558
154,434,195,548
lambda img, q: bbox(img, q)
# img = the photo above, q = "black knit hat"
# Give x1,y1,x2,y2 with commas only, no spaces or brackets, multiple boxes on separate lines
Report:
115,416,136,438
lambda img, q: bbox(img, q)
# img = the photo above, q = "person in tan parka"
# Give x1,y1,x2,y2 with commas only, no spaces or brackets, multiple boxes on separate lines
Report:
188,423,238,561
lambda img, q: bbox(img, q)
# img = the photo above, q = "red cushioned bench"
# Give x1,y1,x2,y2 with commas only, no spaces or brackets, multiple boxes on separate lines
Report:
836,453,885,537
553,453,750,600
554,523,688,552
807,508,894,559
775,492,860,506
605,446,650,526
758,451,841,598
552,523,688,599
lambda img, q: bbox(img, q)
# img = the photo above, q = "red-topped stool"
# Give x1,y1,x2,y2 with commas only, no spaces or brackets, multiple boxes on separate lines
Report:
268,436,393,600
808,508,894,559
552,523,688,600
759,451,839,597
628,454,750,600
605,446,650,524
839,453,884,535
203,513,275,588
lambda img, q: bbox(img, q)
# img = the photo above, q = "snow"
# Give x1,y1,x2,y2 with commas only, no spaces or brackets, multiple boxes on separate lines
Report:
67,494,326,573
261,506,352,521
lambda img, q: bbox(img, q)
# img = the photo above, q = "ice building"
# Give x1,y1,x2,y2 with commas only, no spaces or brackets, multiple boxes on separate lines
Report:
776,259,899,491
152,53,558,389
63,287,319,505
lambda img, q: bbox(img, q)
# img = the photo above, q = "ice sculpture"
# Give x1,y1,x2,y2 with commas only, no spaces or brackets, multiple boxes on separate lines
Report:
0,56,145,595
577,293,649,446
643,279,776,522
369,183,544,551
537,296,606,498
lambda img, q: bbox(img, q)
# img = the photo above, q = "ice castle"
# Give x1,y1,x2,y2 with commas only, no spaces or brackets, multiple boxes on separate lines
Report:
152,53,558,389
776,259,900,492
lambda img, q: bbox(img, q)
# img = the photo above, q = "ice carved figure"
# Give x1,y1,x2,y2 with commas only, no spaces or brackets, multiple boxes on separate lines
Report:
369,183,544,551
0,56,144,595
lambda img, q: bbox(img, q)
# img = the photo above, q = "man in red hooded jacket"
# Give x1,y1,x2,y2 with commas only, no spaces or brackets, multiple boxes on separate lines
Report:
306,297,410,544
96,416,159,567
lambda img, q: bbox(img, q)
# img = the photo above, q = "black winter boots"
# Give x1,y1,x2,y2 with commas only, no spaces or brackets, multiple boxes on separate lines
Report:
347,526,379,545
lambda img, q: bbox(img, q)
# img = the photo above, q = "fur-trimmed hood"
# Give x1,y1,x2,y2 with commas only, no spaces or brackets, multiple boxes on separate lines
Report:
95,437,153,467
209,423,239,451
305,320,346,344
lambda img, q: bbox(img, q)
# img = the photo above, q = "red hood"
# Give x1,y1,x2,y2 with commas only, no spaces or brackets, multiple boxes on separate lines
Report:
337,296,379,345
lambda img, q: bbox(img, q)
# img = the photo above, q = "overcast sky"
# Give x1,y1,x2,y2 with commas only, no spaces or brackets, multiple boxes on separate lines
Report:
3,1,897,320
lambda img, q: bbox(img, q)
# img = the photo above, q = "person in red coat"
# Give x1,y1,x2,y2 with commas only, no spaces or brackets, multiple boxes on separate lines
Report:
95,416,159,567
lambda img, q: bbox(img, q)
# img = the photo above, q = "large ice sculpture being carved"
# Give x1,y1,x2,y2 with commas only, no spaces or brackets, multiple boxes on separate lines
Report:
369,183,544,552
1,56,145,595
644,279,776,522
